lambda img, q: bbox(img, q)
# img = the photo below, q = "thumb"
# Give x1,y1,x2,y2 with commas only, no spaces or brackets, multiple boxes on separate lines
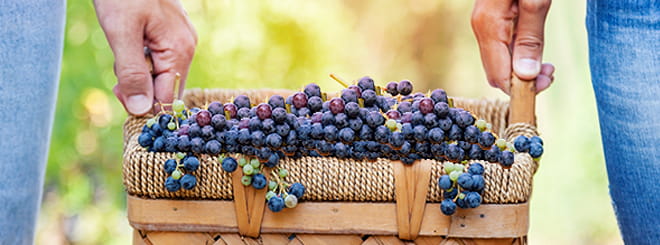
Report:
512,0,551,80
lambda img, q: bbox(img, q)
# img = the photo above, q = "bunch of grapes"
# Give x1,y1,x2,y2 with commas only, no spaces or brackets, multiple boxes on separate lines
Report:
437,162,485,215
265,169,305,212
137,75,545,215
163,153,199,192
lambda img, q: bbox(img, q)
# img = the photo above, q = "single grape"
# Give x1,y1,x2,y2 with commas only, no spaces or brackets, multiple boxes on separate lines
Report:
233,95,251,109
165,176,181,192
292,92,308,109
243,164,254,175
180,174,197,190
465,192,482,208
468,163,485,175
385,119,397,131
419,98,434,114
341,89,358,103
268,95,285,109
267,196,285,212
329,98,345,114
361,90,377,107
278,168,289,178
457,173,474,190
530,136,544,146
443,187,458,199
438,175,453,190
357,76,376,92
288,182,305,199
195,110,212,127
256,103,272,120
304,83,322,97
449,171,461,181
514,135,531,152
268,180,278,191
207,101,223,115
241,175,252,186
172,99,186,112
284,194,298,208
430,89,448,103
172,169,182,180
183,155,200,172
164,159,177,174
205,140,222,154
222,157,238,172
385,81,398,96
252,174,267,189
499,150,515,167
475,119,487,131
529,142,544,158
440,199,457,215
271,107,287,123
224,103,238,119
471,175,485,192
397,80,413,96
266,191,277,200
307,96,323,112
146,118,157,127
138,132,154,147
478,132,496,149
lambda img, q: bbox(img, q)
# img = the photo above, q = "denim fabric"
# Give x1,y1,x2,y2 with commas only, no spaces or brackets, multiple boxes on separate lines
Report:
587,0,660,244
0,0,65,244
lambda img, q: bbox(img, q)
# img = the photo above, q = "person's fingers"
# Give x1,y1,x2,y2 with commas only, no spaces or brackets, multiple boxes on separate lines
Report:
96,4,154,115
471,0,516,94
535,62,555,93
512,0,551,80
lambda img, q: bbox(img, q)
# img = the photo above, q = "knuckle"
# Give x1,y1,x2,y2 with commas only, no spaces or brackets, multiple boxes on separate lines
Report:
516,36,544,50
520,0,551,13
116,67,151,88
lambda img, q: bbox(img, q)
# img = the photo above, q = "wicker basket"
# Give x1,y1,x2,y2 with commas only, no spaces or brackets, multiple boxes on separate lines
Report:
124,79,540,244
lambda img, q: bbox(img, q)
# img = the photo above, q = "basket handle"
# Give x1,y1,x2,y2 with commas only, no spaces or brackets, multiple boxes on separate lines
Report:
508,76,536,125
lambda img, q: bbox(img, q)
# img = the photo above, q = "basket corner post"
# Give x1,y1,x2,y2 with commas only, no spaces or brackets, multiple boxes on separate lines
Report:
231,167,270,238
392,159,434,240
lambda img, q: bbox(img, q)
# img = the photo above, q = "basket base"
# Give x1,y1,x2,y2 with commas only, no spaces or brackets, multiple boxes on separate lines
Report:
133,230,527,245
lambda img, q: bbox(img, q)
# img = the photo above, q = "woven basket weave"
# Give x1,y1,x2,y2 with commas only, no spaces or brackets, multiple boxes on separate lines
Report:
122,88,539,204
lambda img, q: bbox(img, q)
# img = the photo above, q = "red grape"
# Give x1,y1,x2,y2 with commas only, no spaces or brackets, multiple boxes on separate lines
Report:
329,98,345,114
196,110,212,126
256,103,272,120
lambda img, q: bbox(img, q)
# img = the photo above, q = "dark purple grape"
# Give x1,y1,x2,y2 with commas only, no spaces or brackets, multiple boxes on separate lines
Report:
411,111,424,126
196,110,212,127
345,102,360,118
178,124,190,136
304,83,322,97
397,80,413,96
201,125,215,140
400,112,413,124
338,127,355,143
256,103,272,120
424,113,438,128
297,107,310,117
276,123,290,137
237,107,251,119
413,125,428,142
251,131,265,147
438,117,453,131
448,124,463,141
208,102,224,115
434,102,449,118
347,85,362,98
271,107,287,123
211,114,226,131
334,113,349,128
329,98,345,114
321,111,335,126
385,110,401,120
233,95,251,109
205,140,222,154
374,125,391,143
268,95,285,108
358,76,376,91
261,119,275,134
468,144,484,160
348,118,363,132
430,89,448,103
359,125,373,141
292,92,308,109
455,111,475,128
419,98,434,114
176,135,191,152
307,96,323,112
238,118,250,129
386,81,398,96
427,128,445,143
464,125,480,143
266,133,283,149
361,90,377,107
397,101,412,113
499,150,515,167
484,145,500,162
223,103,237,119
341,89,358,103
248,117,262,131
365,111,385,128
478,132,496,149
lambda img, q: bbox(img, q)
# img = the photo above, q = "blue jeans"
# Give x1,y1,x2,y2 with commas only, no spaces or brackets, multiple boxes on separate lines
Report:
0,0,65,244
587,0,660,244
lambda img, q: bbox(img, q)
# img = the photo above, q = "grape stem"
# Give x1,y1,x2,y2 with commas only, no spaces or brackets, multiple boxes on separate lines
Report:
329,74,349,88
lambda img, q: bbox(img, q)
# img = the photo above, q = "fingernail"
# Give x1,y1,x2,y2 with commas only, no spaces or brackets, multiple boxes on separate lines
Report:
126,94,152,115
514,58,541,78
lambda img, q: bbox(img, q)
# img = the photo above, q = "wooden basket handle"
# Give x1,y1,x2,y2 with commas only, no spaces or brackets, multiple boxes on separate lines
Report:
508,76,536,125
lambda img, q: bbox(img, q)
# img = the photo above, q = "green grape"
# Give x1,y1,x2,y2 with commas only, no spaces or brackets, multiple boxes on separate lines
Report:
250,159,261,169
443,162,454,174
495,138,507,150
253,167,260,174
241,176,252,186
475,119,487,131
449,171,461,181
146,118,157,127
265,191,276,200
396,123,403,132
243,164,254,175
268,181,278,191
176,152,186,159
486,123,492,131
238,158,247,167
284,194,298,208
385,119,397,130
455,164,464,172
172,99,185,112
174,111,183,118
278,169,289,178
458,192,466,199
249,159,260,167
172,169,182,180
167,122,176,130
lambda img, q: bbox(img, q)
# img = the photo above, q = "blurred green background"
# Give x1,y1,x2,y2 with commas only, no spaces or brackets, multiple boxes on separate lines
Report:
37,0,621,244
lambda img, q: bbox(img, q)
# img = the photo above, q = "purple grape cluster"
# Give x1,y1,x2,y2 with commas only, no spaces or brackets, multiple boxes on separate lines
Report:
137,75,546,214
438,162,485,215
163,153,199,192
